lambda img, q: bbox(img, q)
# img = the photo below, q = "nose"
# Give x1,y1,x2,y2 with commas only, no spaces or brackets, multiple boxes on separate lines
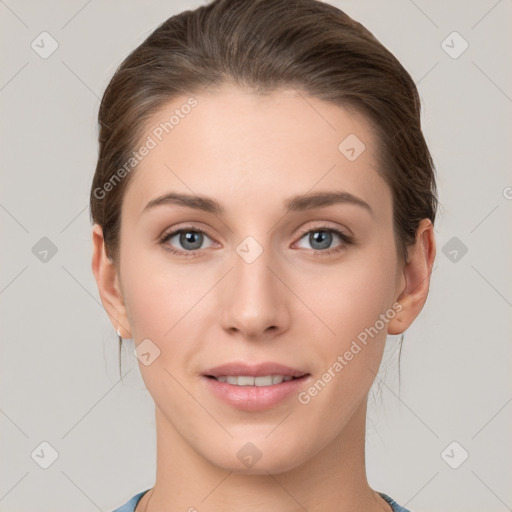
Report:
220,243,290,341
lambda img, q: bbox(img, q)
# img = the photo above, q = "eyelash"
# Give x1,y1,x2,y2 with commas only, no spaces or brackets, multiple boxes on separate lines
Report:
158,224,354,258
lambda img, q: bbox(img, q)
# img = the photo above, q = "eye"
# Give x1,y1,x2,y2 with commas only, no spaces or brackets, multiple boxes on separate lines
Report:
295,225,354,255
159,227,216,257
158,224,354,258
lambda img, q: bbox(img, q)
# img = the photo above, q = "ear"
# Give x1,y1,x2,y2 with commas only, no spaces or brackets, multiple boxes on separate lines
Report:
91,223,132,339
387,218,436,335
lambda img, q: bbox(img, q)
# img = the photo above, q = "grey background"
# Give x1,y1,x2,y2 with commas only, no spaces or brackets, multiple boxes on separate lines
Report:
1,1,511,511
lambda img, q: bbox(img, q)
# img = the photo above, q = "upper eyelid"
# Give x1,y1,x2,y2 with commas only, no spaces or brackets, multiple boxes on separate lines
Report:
161,224,215,242
161,223,350,248
162,222,347,236
296,224,350,237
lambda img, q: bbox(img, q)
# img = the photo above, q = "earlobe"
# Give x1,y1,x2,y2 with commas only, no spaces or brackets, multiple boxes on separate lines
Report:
91,224,132,339
387,218,436,335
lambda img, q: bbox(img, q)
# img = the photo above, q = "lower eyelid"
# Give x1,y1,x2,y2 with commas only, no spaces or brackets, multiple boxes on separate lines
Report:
160,226,352,255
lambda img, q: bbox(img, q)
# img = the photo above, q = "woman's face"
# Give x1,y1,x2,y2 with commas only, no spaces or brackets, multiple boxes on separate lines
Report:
108,85,409,473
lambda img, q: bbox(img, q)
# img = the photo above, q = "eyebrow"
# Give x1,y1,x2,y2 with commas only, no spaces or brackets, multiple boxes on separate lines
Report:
141,190,373,217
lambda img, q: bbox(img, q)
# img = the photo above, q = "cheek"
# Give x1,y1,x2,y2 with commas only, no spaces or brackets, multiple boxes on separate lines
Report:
119,257,204,395
121,228,397,351
120,242,204,340
300,248,397,351
292,251,396,427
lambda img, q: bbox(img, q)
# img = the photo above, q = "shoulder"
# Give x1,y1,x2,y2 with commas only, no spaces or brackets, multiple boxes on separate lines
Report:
111,489,151,512
378,492,414,512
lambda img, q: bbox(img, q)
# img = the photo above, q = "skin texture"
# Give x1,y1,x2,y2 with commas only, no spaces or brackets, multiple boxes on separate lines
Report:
92,85,436,512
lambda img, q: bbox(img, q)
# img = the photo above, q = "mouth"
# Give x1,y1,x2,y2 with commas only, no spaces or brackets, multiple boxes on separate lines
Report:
203,361,309,384
201,361,311,411
205,374,308,386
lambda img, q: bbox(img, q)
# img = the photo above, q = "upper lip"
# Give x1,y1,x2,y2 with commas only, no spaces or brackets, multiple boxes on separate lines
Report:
204,362,309,378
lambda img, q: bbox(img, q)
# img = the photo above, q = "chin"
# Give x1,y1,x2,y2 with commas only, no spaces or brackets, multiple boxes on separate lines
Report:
205,440,309,476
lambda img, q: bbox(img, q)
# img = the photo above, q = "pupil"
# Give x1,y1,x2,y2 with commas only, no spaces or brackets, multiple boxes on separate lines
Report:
181,231,202,250
311,230,331,250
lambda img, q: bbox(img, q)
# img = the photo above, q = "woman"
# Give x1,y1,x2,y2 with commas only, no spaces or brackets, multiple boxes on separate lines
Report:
90,0,437,510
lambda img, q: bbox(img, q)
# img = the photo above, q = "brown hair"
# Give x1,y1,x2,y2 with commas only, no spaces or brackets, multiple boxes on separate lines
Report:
89,0,438,376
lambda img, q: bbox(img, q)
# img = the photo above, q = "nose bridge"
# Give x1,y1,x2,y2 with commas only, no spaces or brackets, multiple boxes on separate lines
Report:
220,235,286,337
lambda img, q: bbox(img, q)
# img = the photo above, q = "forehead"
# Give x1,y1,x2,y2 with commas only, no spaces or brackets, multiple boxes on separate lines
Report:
121,85,391,222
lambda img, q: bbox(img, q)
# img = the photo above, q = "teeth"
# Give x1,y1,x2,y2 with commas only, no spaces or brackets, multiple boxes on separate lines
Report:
214,375,295,386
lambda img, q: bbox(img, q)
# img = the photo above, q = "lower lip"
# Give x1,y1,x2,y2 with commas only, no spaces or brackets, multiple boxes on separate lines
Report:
202,375,310,411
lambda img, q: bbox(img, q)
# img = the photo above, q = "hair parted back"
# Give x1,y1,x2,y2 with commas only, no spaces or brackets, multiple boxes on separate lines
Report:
90,0,438,379
90,0,438,268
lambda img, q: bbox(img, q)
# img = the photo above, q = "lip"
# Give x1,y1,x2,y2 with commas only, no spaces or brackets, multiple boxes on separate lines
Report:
204,361,308,378
202,361,311,412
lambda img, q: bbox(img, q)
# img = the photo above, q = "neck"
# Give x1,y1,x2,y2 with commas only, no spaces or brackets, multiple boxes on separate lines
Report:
140,398,391,512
